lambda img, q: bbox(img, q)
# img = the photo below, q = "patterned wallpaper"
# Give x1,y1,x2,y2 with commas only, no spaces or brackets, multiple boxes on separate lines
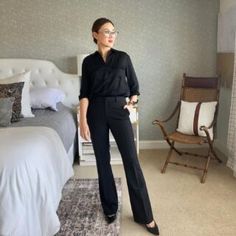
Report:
0,0,219,140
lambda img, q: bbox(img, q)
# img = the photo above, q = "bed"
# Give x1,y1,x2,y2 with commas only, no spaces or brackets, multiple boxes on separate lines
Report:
0,59,79,236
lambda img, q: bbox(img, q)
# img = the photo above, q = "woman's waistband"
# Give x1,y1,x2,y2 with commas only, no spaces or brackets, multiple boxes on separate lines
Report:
90,96,127,101
90,96,127,102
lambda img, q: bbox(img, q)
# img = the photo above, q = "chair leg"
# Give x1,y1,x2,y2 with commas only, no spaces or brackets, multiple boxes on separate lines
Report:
161,141,174,173
166,139,182,155
206,137,222,164
201,149,211,183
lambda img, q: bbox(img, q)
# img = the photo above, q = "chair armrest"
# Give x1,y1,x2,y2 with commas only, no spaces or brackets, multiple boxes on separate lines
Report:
199,112,217,136
152,119,169,139
199,125,213,141
152,101,180,125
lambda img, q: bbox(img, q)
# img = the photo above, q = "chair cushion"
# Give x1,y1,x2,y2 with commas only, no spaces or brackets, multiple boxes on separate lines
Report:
177,100,217,140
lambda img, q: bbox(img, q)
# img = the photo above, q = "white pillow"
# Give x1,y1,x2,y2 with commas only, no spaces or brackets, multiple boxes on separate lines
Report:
30,87,65,111
0,71,34,117
177,100,217,140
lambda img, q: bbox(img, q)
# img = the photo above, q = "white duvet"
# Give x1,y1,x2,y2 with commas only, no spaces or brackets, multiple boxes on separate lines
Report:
0,127,74,236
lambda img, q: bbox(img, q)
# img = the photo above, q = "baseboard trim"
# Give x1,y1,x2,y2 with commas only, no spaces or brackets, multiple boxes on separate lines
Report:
139,140,167,149
139,140,207,149
213,139,228,162
214,139,228,156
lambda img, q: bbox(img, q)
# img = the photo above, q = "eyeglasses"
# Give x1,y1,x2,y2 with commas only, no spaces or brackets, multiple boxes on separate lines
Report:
99,30,119,37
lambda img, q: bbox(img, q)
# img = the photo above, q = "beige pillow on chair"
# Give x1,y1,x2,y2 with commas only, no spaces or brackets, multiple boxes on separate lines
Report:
177,100,217,140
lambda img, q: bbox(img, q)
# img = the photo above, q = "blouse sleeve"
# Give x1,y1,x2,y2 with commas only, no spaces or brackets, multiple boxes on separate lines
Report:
125,55,140,97
79,59,90,100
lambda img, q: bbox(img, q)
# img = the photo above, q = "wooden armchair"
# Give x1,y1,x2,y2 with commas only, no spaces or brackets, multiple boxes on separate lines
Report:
152,73,222,183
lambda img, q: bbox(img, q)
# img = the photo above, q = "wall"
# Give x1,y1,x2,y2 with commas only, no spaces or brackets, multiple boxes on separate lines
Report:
0,0,219,140
216,0,236,154
220,0,236,13
218,0,236,52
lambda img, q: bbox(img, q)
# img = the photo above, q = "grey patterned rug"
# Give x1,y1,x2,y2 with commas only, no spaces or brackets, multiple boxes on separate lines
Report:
56,178,122,236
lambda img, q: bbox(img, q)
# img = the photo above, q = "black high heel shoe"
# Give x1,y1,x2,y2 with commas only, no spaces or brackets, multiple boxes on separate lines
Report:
145,221,159,235
105,214,117,224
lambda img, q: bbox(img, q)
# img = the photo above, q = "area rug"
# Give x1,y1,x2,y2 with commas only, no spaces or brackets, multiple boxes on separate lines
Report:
56,178,122,236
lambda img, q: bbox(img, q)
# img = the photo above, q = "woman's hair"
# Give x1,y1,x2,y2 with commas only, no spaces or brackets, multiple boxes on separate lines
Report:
92,18,114,44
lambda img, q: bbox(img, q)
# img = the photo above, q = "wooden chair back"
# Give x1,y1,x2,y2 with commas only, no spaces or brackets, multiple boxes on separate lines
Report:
176,73,220,136
181,73,219,102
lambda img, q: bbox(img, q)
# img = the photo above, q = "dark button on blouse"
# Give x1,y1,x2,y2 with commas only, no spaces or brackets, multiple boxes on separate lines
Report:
79,48,140,100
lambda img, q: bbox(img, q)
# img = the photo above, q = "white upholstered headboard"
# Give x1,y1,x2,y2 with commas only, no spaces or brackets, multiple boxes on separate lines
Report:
0,59,79,108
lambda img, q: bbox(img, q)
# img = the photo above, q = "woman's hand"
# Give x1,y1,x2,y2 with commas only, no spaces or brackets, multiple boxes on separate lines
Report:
123,103,134,114
79,98,90,141
80,120,91,141
130,95,138,104
123,95,138,113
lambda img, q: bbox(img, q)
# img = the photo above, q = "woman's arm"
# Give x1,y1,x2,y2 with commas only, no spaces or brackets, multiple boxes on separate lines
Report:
125,54,140,97
79,58,91,141
79,98,90,141
124,54,139,111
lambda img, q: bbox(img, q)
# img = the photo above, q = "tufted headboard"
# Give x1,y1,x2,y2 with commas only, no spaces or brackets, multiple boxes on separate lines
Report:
0,59,79,108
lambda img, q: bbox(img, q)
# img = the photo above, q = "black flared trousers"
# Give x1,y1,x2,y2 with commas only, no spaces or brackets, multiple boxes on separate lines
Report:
87,96,153,224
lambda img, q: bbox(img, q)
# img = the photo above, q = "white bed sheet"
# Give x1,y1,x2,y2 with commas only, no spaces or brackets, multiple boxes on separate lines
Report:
0,126,74,236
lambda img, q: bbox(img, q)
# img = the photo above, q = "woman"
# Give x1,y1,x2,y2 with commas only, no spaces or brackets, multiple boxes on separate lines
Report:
79,17,159,235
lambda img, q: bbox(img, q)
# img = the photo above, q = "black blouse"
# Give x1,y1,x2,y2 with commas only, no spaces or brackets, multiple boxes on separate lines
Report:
79,48,140,100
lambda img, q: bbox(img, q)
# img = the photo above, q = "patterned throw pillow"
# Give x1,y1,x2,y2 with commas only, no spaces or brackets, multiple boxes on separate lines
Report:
0,97,15,126
0,82,24,122
0,71,34,117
